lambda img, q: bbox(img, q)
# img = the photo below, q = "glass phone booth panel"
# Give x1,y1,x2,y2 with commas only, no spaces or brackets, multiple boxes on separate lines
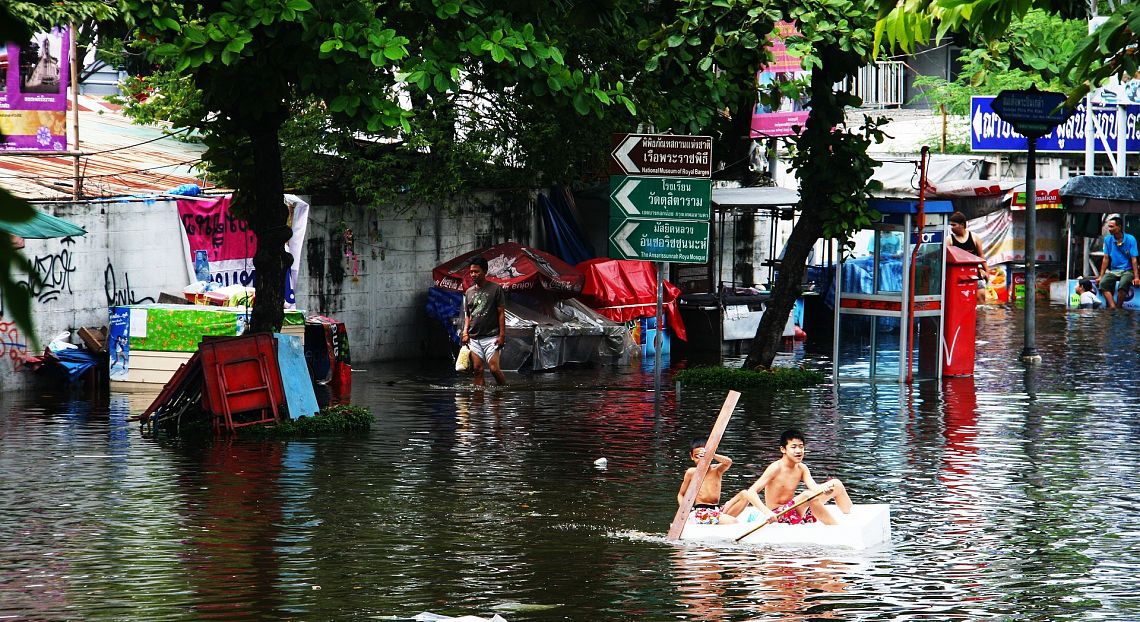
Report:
833,199,953,383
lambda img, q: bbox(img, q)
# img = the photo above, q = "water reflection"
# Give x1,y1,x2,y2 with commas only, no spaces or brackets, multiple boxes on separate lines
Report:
2,307,1140,620
671,548,853,621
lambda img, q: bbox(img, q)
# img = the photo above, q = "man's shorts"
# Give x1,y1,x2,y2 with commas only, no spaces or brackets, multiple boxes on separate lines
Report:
689,504,723,524
467,336,501,362
1099,269,1135,295
774,498,817,525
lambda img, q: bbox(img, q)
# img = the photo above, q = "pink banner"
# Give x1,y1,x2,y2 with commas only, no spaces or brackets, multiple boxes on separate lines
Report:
750,21,809,139
177,195,310,308
178,196,258,288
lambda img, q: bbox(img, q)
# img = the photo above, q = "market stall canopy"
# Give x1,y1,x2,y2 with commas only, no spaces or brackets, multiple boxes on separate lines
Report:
1060,175,1140,214
0,207,86,238
576,258,687,341
432,241,584,297
711,186,799,210
926,179,1016,198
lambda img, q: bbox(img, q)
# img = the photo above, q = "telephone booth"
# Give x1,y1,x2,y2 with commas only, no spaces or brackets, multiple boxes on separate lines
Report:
832,199,954,382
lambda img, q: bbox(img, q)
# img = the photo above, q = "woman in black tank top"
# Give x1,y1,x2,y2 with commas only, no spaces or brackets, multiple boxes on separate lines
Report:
949,211,990,287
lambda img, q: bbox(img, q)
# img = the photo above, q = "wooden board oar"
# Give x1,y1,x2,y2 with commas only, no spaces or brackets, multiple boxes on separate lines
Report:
733,486,829,542
666,390,741,540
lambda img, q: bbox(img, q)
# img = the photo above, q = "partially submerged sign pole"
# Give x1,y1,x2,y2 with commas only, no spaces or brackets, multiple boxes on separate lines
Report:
666,390,741,540
990,86,1075,365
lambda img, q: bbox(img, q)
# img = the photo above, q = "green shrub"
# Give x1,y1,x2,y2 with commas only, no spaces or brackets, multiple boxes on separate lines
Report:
237,404,373,438
674,366,824,391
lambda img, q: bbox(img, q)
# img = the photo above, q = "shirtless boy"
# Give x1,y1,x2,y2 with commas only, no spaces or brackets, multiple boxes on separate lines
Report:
723,428,852,525
677,438,739,525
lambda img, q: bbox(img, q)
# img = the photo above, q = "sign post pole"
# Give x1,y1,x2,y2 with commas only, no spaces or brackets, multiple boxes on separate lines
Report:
988,86,1074,365
1023,138,1039,363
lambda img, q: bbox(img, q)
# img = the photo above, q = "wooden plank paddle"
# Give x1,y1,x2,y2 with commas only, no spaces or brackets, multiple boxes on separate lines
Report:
666,390,741,540
733,486,829,542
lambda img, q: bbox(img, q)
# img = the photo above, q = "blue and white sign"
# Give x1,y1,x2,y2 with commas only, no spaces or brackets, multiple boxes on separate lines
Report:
970,96,1140,153
911,231,944,244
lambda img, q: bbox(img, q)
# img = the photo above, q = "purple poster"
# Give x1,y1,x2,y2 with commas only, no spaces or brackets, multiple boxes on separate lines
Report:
0,27,70,151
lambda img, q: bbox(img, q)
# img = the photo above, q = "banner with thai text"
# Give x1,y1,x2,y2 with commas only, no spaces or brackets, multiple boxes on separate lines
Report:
0,27,69,151
176,195,309,309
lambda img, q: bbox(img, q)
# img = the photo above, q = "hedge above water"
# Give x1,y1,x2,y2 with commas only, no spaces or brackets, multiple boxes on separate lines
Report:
674,366,825,391
237,404,373,438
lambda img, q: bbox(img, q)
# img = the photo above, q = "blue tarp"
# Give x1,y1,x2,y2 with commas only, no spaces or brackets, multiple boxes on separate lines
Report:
426,287,463,344
539,188,595,266
50,348,99,383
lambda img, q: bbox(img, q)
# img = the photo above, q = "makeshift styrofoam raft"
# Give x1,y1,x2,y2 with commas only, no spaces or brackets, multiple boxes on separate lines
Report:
680,503,891,549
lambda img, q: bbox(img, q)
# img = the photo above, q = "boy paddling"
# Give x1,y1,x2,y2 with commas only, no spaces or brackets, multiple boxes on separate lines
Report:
723,428,852,525
677,438,740,525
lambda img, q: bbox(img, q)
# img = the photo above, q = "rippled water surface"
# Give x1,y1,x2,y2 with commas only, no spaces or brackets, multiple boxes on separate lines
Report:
2,305,1140,621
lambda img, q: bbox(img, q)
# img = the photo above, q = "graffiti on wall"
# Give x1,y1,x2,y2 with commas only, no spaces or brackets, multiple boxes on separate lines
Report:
104,261,156,306
21,237,77,304
0,320,28,370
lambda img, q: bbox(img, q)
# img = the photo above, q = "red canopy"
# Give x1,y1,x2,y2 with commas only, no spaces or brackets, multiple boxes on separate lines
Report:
432,242,584,298
576,258,687,341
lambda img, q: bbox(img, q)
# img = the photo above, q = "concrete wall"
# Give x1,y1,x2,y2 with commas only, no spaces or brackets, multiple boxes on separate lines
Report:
0,196,524,392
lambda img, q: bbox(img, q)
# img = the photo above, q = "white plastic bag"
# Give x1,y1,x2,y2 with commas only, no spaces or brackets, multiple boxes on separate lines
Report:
455,345,471,371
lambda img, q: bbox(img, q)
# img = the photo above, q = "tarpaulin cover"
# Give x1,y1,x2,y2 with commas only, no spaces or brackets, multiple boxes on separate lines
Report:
432,242,584,298
0,208,86,239
576,258,687,341
425,286,629,370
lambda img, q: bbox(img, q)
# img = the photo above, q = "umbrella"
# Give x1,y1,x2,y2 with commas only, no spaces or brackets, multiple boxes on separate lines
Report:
432,241,584,298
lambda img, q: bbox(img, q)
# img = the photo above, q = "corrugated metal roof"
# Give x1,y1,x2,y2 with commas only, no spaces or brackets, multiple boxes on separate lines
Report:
1060,175,1140,201
0,95,217,201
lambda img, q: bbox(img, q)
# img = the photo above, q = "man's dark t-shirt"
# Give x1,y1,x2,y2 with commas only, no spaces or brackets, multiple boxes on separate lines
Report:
464,281,506,338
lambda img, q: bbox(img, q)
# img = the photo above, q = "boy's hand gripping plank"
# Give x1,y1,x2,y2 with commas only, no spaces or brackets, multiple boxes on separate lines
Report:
733,486,829,542
667,390,741,540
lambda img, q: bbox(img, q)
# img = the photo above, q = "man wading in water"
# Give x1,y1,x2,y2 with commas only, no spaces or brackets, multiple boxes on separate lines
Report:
461,257,507,387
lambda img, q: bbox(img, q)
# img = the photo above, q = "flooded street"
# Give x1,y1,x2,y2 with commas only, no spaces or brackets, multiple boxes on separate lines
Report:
2,305,1140,621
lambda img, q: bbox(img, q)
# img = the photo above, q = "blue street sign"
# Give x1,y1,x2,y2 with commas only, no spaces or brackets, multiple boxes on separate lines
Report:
970,96,1140,153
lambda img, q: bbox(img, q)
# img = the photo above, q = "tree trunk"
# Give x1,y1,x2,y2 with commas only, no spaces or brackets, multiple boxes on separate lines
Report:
743,46,848,370
246,122,292,334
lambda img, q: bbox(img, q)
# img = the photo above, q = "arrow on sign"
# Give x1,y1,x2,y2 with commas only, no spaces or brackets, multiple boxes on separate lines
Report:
612,177,641,215
613,135,641,175
612,221,640,257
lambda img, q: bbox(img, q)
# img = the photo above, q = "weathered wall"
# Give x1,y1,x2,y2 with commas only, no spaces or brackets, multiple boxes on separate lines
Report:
0,195,532,392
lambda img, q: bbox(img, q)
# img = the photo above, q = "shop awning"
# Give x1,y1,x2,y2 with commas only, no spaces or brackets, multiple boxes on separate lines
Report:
0,208,86,238
1060,175,1140,214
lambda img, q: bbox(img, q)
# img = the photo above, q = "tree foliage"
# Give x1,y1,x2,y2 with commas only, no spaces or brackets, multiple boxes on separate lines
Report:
644,0,888,368
117,0,651,332
911,10,1086,114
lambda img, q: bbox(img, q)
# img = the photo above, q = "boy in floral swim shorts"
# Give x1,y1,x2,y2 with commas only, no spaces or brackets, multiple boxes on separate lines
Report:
721,428,852,525
677,437,739,525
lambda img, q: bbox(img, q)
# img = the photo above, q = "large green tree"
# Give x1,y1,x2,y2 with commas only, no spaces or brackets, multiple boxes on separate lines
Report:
645,0,887,370
120,0,640,333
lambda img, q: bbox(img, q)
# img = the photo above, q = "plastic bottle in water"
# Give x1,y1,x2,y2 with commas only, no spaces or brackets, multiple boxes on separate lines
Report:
194,250,211,283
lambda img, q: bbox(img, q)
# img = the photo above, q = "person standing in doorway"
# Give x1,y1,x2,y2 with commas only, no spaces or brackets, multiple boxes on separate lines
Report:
1096,215,1140,309
462,257,507,386
949,211,990,302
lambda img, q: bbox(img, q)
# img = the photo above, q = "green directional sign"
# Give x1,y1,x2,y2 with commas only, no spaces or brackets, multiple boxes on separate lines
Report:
609,176,711,221
608,218,710,263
